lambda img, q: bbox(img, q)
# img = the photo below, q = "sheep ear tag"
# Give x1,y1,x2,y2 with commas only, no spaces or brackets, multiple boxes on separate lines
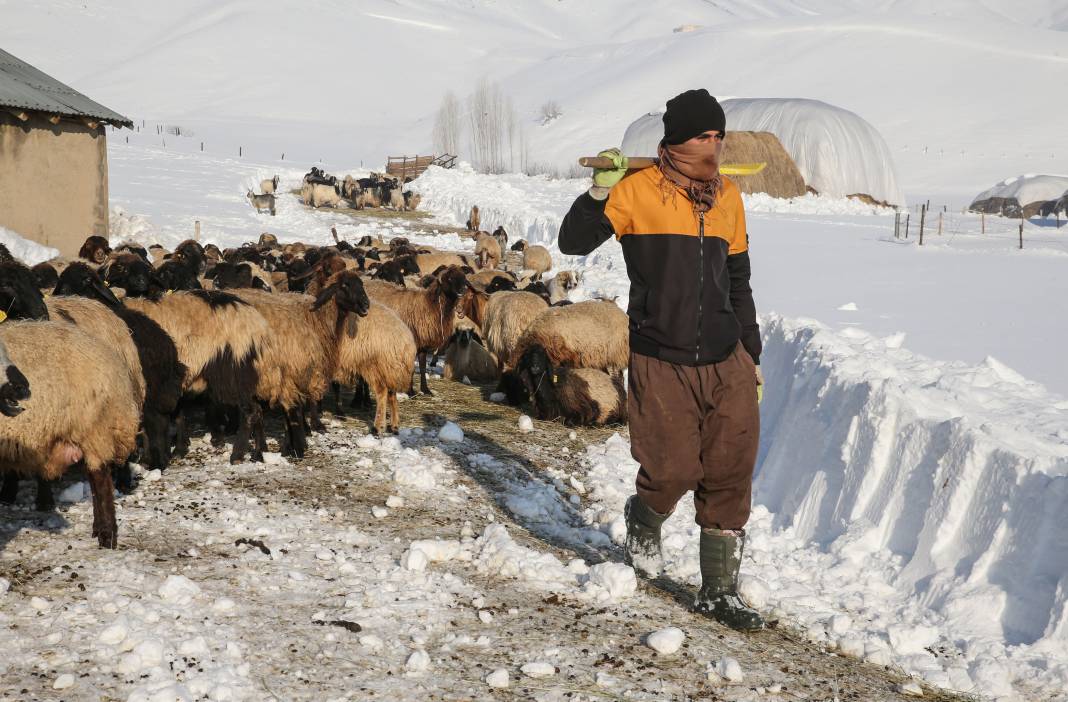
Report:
552,373,559,383
0,311,7,323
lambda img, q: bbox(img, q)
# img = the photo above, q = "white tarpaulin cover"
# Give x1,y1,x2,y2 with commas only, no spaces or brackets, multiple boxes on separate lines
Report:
622,98,906,206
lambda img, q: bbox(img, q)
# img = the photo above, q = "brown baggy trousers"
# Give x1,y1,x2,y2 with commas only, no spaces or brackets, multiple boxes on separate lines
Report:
628,343,759,530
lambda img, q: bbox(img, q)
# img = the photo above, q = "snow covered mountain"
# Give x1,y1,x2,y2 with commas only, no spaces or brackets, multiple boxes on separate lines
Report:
2,0,1066,204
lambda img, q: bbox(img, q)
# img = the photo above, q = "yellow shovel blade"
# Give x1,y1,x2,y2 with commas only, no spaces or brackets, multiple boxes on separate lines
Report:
720,162,766,176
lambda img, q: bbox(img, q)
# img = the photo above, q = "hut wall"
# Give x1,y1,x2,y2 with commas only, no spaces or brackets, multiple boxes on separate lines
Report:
0,111,109,256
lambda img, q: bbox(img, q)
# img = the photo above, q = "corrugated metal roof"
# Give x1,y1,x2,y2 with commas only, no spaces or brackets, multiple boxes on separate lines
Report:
0,47,132,127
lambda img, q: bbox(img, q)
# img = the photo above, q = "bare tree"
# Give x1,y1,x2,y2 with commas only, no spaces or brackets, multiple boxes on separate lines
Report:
432,91,463,157
467,79,528,174
539,100,562,124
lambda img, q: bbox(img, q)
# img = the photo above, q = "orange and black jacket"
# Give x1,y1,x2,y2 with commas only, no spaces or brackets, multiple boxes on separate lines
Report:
559,167,760,366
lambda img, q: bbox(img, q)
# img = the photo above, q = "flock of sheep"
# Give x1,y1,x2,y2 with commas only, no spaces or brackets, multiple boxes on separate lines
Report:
0,212,628,552
246,168,422,215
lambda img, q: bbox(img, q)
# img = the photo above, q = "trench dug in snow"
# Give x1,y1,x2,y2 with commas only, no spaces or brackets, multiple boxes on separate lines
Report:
755,314,1068,651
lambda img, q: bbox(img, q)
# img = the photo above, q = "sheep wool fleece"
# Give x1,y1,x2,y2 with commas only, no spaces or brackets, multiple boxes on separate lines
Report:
628,343,758,530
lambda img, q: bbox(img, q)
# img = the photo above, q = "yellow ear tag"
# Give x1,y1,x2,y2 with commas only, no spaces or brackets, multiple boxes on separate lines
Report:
0,311,8,323
164,289,173,297
104,281,111,287
552,373,559,384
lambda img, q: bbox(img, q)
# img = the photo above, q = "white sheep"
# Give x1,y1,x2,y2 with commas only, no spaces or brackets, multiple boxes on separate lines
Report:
260,175,280,194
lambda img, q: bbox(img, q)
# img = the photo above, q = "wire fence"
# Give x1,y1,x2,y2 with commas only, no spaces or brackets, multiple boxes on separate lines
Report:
108,119,352,168
891,200,1066,250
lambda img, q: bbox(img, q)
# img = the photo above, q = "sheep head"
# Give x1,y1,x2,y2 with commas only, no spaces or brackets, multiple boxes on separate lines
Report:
0,262,49,320
103,254,158,299
54,262,123,309
484,276,517,294
155,259,203,293
516,344,560,420
438,266,468,301
313,271,369,318
31,263,59,291
78,235,112,265
0,361,30,417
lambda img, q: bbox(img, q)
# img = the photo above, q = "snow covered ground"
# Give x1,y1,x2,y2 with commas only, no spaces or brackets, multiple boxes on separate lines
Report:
3,0,1068,699
1,384,939,701
49,138,1060,699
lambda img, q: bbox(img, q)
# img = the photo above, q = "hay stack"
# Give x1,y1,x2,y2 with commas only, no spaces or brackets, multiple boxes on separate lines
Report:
721,131,805,199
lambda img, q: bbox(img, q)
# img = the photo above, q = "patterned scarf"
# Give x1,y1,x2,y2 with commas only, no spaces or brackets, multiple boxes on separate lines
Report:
656,140,722,214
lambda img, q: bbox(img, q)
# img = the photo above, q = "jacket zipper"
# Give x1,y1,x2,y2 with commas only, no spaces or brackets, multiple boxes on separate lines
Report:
697,211,704,363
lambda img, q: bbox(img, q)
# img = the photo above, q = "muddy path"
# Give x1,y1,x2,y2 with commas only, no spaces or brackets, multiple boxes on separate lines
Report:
0,380,970,701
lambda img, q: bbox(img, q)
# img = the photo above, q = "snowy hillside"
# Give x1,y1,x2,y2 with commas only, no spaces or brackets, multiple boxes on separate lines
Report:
2,0,1066,203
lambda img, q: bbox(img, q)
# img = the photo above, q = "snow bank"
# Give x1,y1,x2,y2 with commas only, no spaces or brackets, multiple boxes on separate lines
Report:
411,161,893,251
0,226,59,266
758,315,1068,653
411,163,586,247
622,98,906,206
972,174,1068,208
577,316,1068,697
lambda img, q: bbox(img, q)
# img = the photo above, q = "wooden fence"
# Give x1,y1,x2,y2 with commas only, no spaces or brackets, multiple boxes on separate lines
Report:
385,154,457,181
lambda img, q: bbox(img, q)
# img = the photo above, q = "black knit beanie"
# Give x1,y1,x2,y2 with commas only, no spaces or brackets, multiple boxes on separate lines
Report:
662,89,726,145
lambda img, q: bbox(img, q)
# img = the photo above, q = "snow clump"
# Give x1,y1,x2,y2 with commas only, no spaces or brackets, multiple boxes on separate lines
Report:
645,627,685,654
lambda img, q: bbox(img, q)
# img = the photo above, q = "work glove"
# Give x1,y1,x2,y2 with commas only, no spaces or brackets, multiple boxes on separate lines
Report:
755,366,764,405
592,148,628,189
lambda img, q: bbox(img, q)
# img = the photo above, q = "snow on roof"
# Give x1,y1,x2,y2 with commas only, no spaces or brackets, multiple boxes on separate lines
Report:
621,98,906,206
972,174,1068,206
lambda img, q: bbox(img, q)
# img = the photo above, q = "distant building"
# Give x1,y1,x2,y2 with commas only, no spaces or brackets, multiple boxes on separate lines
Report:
0,48,131,256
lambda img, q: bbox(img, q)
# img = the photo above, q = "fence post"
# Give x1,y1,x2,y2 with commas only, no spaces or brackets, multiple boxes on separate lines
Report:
905,213,910,238
938,211,943,236
981,212,985,234
200,142,203,152
239,146,243,157
1019,222,1024,250
894,211,900,238
194,220,201,242
919,203,926,244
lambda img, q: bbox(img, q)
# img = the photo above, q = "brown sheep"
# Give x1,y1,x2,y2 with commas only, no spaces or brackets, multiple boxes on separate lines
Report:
482,291,549,373
364,266,470,395
0,321,140,547
333,300,416,435
466,205,480,231
515,343,627,426
444,322,499,384
509,299,628,374
474,234,502,270
415,252,471,273
522,244,553,277
232,273,369,457
467,269,516,291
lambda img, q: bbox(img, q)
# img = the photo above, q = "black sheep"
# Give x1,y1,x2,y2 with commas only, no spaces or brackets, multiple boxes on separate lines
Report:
53,263,187,475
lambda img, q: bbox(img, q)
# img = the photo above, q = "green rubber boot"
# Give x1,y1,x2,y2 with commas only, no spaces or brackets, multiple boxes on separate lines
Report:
693,528,765,631
624,495,669,578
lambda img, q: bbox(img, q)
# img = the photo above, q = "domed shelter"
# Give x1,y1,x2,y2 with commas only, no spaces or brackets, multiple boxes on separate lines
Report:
970,175,1068,219
623,97,905,207
622,116,805,200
